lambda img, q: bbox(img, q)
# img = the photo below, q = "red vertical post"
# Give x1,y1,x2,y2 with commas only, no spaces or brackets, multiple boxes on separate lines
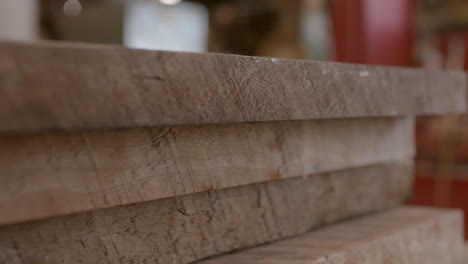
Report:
330,0,414,66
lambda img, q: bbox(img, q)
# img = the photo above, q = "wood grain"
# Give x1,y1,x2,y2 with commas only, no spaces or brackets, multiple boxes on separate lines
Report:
0,117,413,226
0,162,413,264
0,40,465,132
198,206,465,264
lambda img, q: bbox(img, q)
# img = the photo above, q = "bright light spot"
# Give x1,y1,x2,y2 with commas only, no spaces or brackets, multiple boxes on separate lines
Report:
63,0,82,16
160,0,182,5
359,71,369,77
124,1,207,52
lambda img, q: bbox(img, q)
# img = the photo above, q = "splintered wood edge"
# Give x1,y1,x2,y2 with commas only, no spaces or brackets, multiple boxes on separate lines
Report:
0,118,413,226
0,162,413,264
0,40,466,132
197,206,465,264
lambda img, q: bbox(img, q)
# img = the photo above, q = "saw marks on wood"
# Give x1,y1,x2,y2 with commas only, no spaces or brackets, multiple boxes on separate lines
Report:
198,207,465,264
0,117,413,226
0,41,465,132
0,162,412,264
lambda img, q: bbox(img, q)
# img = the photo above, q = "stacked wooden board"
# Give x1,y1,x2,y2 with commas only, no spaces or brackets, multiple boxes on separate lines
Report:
197,207,465,264
0,41,466,264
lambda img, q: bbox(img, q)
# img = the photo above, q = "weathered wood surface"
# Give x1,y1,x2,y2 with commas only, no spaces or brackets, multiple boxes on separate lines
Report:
0,162,412,264
0,117,413,226
198,206,465,264
0,41,465,132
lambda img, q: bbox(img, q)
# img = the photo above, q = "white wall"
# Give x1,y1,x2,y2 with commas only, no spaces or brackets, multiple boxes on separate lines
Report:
0,0,39,40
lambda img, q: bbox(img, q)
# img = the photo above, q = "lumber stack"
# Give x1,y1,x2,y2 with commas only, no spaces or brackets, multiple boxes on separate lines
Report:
0,41,465,264
197,207,465,264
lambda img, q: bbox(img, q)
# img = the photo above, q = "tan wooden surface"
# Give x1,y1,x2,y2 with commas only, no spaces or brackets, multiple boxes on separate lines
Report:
198,206,465,264
0,117,413,226
0,162,412,264
0,41,465,132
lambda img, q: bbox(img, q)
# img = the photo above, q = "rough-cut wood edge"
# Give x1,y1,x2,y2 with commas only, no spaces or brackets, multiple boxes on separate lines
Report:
0,162,412,264
0,117,413,226
0,40,466,133
197,206,465,264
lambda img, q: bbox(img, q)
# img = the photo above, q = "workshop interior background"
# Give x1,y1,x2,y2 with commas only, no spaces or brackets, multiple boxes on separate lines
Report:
1,0,468,238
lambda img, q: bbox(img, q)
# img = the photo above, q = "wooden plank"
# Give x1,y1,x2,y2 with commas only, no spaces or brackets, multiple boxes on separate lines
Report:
198,206,465,264
0,40,465,132
0,162,412,264
0,117,413,226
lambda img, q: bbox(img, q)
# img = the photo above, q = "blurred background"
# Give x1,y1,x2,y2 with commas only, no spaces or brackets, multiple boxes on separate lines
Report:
1,0,468,238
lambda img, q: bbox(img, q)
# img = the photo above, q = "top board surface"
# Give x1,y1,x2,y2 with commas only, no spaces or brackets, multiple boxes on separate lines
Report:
0,41,466,132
